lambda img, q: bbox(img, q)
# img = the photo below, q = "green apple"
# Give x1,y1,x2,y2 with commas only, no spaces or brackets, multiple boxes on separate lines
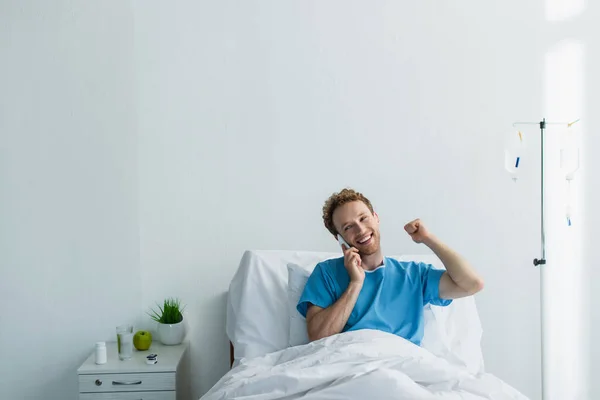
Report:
133,330,152,351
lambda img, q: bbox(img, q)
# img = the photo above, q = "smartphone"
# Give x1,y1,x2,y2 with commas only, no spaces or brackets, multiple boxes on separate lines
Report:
337,234,351,249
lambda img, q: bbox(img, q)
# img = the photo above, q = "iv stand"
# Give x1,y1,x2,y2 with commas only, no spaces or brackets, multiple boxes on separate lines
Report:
512,117,579,266
511,117,580,400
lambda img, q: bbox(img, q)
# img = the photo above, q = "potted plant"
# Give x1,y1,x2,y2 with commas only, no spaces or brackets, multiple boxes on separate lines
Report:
148,298,186,345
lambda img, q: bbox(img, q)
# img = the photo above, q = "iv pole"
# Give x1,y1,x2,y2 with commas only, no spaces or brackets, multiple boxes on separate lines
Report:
511,117,580,400
512,117,580,265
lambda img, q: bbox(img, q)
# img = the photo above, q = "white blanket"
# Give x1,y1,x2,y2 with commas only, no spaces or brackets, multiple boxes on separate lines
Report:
202,330,528,400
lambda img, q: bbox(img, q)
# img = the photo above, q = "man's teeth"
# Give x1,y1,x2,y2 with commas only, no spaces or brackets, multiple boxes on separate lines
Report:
358,235,372,244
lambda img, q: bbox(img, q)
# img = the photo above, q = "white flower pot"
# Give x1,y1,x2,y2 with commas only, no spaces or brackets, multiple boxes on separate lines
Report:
157,321,185,345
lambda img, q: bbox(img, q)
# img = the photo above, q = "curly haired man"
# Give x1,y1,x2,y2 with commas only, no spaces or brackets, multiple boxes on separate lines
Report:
297,188,484,344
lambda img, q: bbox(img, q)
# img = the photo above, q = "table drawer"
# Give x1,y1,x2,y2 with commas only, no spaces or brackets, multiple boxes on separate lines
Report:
80,391,175,400
79,373,175,393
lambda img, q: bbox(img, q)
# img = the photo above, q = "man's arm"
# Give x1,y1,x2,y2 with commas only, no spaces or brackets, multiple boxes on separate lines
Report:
424,236,484,299
404,219,484,300
306,281,362,341
305,243,365,342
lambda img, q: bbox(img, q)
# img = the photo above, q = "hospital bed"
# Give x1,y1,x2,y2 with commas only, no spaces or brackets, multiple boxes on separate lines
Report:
200,250,528,400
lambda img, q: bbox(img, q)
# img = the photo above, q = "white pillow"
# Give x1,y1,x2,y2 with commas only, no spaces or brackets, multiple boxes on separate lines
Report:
227,250,339,364
286,259,484,374
287,263,312,347
421,296,485,374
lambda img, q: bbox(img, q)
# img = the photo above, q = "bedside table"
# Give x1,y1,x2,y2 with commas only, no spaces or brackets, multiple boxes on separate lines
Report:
77,341,189,400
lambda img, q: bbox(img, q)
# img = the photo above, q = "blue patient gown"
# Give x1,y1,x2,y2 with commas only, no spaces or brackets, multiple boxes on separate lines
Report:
297,257,451,346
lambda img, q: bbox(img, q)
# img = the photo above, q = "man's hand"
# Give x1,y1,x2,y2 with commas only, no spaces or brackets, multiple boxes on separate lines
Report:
341,244,365,284
404,218,432,244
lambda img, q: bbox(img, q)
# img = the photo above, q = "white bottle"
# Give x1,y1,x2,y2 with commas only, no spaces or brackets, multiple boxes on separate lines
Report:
95,342,107,365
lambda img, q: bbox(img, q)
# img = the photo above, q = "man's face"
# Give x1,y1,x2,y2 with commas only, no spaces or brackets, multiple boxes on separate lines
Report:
332,201,381,256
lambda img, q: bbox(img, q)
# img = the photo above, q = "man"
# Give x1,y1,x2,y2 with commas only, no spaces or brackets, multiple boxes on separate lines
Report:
297,188,484,345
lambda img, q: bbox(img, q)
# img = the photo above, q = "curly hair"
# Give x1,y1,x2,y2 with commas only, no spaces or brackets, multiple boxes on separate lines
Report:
322,188,375,236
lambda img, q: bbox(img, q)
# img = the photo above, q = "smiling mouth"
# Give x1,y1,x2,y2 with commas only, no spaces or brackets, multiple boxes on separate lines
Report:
356,234,373,246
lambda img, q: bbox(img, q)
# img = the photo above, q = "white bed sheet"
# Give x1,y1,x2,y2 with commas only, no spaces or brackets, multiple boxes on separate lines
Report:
203,330,528,400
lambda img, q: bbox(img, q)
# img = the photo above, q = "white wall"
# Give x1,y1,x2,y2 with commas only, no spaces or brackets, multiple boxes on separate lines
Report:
586,3,600,399
0,2,140,399
134,1,558,398
3,1,597,399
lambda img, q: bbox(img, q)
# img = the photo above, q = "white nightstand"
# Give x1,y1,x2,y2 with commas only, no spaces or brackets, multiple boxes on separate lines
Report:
77,341,190,400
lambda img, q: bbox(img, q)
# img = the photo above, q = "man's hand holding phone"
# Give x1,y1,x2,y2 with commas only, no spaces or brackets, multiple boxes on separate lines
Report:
338,234,365,284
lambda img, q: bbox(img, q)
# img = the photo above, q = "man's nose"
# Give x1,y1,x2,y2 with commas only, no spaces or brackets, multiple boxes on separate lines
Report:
356,222,367,234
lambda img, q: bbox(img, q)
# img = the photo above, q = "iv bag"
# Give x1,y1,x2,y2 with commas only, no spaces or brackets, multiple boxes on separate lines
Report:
504,130,525,182
560,125,580,180
560,122,581,226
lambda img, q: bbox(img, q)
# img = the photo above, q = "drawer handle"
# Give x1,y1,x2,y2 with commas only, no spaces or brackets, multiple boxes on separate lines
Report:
112,380,142,385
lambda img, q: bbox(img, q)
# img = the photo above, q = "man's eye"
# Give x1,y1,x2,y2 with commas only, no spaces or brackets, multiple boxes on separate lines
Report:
344,226,352,231
360,216,366,221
